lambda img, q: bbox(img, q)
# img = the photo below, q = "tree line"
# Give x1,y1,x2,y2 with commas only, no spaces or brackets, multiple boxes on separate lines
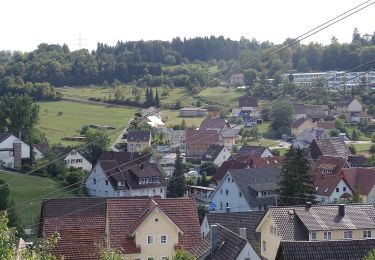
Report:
0,28,374,89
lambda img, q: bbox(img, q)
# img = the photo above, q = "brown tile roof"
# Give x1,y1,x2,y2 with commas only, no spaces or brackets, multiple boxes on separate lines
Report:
40,197,107,260
239,96,258,107
313,173,349,196
204,211,265,243
276,239,375,260
40,197,201,259
291,117,308,128
189,224,249,259
249,156,284,168
186,130,220,145
265,204,375,241
212,158,249,182
310,138,351,159
312,156,350,175
199,118,229,130
342,168,375,195
315,121,335,130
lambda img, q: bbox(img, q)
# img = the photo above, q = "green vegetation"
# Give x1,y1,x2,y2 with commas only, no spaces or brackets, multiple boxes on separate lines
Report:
37,101,136,144
0,171,79,226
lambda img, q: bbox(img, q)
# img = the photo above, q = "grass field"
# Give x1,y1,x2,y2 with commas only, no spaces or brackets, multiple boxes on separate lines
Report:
351,143,372,157
37,101,137,145
0,171,79,226
162,110,204,128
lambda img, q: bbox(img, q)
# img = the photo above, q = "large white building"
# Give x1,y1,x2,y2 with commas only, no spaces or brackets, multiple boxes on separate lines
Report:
0,133,30,169
285,71,375,90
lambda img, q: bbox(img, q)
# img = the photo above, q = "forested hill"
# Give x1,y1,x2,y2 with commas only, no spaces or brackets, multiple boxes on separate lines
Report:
0,29,375,91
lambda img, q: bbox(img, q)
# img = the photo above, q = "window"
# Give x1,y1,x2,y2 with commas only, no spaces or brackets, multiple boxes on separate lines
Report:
147,235,154,245
334,198,338,203
147,258,154,260
336,187,339,192
160,188,163,193
220,189,223,195
363,230,372,238
225,189,229,195
220,202,223,209
324,231,332,240
311,231,317,240
105,180,108,185
344,230,352,239
343,187,347,192
226,203,229,208
239,192,242,197
160,235,167,244
105,191,108,196
262,241,266,252
161,257,169,260
93,178,96,184
227,177,230,182
270,226,277,235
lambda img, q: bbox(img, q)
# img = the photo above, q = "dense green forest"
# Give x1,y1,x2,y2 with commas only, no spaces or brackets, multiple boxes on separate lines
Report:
0,28,374,99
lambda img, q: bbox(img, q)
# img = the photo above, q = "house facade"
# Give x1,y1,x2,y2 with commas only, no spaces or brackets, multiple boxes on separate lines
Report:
230,73,245,85
86,151,166,198
127,130,151,153
256,203,375,260
185,130,220,159
209,168,280,213
63,149,92,171
201,144,231,167
40,197,201,260
342,168,375,203
0,133,30,169
291,118,315,136
168,129,186,152
334,97,363,115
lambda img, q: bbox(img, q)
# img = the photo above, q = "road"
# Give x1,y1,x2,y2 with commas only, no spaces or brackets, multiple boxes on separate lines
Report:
111,117,134,151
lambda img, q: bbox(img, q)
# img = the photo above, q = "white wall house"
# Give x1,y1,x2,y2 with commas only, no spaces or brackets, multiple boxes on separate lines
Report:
201,145,231,167
209,172,252,212
315,178,353,204
64,150,92,171
0,134,30,169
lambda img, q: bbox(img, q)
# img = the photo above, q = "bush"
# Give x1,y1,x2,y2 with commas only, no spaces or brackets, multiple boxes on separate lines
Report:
372,133,375,143
65,171,84,187
370,145,375,154
348,145,357,155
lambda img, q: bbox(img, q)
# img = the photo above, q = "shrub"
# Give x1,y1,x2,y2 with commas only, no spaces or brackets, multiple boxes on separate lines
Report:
348,145,357,155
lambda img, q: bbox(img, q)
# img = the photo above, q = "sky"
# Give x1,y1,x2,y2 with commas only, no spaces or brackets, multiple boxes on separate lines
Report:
1,0,374,52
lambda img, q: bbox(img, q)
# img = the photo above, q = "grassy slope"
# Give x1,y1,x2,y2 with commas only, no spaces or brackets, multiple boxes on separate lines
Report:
0,171,78,226
37,101,136,145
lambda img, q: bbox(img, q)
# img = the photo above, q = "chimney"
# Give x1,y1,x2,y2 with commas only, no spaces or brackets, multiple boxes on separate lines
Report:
338,204,345,217
226,207,230,213
239,227,247,239
305,201,312,210
13,142,22,170
140,163,144,170
210,225,218,255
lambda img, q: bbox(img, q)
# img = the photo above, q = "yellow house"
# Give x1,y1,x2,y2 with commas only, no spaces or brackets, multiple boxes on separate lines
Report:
40,197,201,259
255,203,375,260
342,168,375,203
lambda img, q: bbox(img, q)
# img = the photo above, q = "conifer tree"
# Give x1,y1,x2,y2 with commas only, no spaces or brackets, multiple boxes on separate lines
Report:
149,86,154,106
278,147,315,206
154,88,161,108
144,86,150,107
167,148,187,198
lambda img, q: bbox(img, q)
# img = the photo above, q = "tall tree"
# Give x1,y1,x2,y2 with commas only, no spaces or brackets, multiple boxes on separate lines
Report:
270,102,294,137
0,94,40,143
278,147,315,206
0,179,9,211
83,129,111,164
154,88,161,108
167,148,187,198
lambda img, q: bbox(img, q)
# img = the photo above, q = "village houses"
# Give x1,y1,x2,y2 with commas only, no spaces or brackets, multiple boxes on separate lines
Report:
127,130,152,153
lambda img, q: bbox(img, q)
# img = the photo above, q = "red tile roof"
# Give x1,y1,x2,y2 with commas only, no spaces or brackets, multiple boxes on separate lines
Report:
40,197,201,259
312,156,350,175
199,118,229,130
249,156,284,168
213,158,249,182
186,130,220,145
315,121,335,130
342,168,375,195
314,173,349,196
239,96,258,107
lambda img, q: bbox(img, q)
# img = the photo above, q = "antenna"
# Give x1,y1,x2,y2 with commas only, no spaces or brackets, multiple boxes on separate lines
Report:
74,33,88,50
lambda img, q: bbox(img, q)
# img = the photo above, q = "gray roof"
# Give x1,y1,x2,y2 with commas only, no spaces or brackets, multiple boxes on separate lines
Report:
276,239,375,260
202,144,225,161
0,133,12,143
293,104,328,118
229,168,280,207
199,118,228,130
335,96,356,107
237,145,269,157
127,130,151,142
189,224,249,259
205,211,265,243
268,204,375,241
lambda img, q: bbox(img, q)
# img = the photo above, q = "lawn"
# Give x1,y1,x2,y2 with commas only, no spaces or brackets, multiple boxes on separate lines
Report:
0,171,79,227
162,110,204,128
37,101,137,145
351,143,372,157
